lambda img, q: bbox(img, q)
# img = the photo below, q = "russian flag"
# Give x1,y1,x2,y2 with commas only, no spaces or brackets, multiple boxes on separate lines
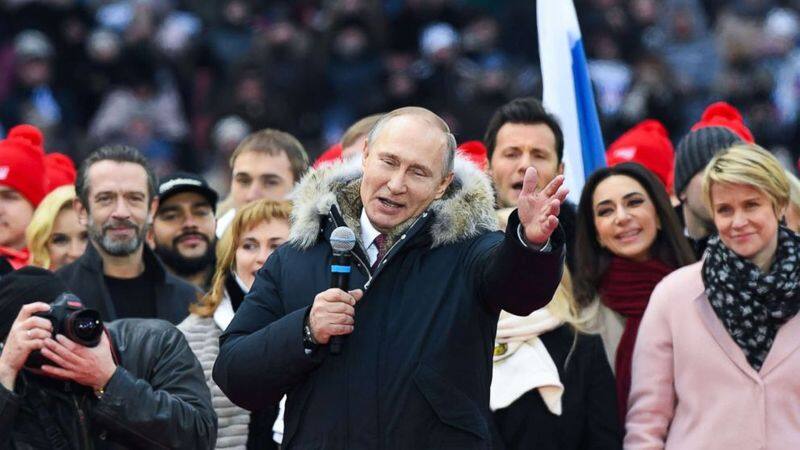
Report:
537,0,606,203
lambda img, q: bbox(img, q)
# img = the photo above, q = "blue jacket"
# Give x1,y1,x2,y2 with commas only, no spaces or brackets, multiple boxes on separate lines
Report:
214,157,564,449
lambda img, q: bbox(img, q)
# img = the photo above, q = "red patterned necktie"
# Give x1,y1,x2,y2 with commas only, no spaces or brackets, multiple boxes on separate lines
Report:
371,234,388,270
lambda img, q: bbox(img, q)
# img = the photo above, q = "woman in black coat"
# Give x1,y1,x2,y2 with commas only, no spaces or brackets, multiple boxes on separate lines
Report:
491,210,621,449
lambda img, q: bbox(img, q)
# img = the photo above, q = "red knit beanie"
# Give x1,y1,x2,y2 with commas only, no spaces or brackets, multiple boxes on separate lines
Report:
606,120,675,192
0,125,47,207
690,101,755,143
457,140,488,171
44,152,76,192
313,143,343,169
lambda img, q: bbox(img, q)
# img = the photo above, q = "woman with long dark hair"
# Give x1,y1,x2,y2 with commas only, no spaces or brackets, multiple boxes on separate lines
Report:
572,162,695,422
626,144,800,448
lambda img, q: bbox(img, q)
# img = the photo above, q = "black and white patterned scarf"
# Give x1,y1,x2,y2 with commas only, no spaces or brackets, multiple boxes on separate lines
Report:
702,226,800,371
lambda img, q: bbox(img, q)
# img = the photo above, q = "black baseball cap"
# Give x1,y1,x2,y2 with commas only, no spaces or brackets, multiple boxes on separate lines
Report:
157,172,219,213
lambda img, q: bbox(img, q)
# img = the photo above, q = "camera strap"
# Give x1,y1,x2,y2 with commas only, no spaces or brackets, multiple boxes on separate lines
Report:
104,327,121,366
29,387,71,450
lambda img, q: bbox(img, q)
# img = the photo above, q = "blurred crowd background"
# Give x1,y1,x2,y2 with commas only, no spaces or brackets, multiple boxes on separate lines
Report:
3,0,800,198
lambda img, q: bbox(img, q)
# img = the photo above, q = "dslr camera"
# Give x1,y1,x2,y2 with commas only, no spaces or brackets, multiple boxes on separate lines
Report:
25,293,104,369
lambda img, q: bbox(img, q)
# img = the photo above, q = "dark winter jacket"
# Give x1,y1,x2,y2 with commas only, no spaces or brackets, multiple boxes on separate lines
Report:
0,319,217,449
558,200,577,273
492,325,622,450
213,157,565,449
56,244,198,324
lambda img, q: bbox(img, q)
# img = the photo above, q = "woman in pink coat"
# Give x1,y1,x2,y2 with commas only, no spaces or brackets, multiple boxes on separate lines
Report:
625,143,800,450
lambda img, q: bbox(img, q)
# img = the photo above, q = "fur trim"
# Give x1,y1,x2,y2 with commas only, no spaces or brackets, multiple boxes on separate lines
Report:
288,154,498,249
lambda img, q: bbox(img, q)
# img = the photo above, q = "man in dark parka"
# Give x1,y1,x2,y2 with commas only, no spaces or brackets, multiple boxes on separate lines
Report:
213,107,567,449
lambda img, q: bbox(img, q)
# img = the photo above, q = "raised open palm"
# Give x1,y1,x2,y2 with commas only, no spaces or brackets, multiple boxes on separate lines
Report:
517,167,569,246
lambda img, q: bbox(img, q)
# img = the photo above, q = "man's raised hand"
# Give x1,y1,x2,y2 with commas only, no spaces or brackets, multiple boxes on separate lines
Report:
517,167,569,246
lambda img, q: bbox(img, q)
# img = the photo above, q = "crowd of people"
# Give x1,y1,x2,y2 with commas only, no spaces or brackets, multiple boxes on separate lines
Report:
4,0,800,188
0,93,797,449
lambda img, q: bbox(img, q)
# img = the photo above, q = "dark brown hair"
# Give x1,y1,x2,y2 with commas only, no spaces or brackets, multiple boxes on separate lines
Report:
76,145,156,210
483,97,564,162
572,162,695,307
229,129,309,184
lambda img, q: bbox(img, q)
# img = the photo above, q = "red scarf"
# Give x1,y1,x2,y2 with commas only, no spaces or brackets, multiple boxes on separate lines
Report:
599,256,673,425
0,246,29,270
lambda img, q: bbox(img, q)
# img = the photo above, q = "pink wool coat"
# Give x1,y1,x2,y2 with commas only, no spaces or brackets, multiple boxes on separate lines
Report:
625,262,800,450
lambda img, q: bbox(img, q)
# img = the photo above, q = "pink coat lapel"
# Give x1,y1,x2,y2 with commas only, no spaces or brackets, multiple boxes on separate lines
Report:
693,293,761,382
694,290,800,379
760,312,800,376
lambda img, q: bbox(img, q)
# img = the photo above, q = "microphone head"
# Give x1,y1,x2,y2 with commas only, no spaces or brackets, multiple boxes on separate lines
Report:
330,226,356,253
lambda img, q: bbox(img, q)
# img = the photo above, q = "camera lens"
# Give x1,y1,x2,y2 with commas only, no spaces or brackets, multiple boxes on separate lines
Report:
66,310,103,347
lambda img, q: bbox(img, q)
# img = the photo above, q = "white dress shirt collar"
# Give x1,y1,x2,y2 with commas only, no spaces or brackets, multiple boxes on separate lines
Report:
360,209,382,265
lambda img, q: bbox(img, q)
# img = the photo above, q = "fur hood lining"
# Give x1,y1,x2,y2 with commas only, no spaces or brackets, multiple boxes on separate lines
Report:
288,155,499,250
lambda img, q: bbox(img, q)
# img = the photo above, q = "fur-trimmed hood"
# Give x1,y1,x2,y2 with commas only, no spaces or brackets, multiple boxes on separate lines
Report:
289,154,499,249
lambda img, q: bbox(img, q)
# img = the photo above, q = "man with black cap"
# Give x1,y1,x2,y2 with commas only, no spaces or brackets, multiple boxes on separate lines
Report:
0,266,217,448
152,173,218,290
673,102,754,258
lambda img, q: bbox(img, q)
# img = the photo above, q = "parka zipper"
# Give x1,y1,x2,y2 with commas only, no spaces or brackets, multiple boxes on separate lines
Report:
363,211,428,290
328,210,429,290
352,251,371,280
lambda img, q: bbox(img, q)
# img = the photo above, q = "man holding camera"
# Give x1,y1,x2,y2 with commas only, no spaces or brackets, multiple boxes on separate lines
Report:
0,267,217,449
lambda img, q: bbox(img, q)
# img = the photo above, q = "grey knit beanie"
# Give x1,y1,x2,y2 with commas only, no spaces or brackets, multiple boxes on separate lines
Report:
673,126,743,195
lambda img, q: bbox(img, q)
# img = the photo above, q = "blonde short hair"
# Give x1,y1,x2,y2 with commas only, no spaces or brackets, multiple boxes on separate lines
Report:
26,185,77,269
702,143,790,215
193,199,292,317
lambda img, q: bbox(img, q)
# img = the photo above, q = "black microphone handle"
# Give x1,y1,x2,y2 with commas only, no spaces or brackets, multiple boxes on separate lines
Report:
329,252,352,355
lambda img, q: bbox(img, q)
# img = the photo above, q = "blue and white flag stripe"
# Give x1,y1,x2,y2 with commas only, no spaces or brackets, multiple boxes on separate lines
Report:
537,0,606,203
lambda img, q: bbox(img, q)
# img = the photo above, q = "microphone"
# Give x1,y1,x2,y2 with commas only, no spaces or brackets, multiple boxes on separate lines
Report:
329,226,356,355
